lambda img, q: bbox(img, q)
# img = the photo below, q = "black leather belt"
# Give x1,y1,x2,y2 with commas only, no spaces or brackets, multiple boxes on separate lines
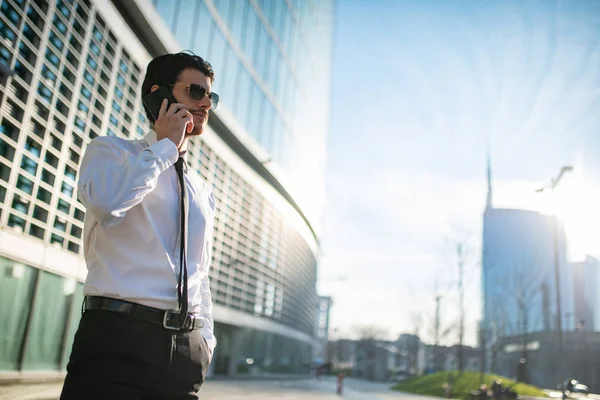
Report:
84,296,203,331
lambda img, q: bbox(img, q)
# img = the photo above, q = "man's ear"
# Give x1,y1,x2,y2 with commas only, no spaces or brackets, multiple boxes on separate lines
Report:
150,84,159,93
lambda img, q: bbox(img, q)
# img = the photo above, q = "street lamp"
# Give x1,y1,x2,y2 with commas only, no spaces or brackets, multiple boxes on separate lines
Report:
536,165,573,385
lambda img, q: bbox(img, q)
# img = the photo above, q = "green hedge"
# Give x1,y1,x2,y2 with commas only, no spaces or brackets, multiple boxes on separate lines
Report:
393,371,548,399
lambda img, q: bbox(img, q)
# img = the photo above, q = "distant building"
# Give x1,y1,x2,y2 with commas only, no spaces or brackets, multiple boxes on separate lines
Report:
495,331,600,391
396,333,422,375
328,339,409,381
482,155,573,346
421,345,480,374
572,256,600,331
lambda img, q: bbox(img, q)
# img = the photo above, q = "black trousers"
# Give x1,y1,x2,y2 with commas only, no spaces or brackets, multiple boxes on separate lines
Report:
60,309,210,400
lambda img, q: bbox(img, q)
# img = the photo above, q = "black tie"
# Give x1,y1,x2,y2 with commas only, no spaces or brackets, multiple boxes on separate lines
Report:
174,157,188,324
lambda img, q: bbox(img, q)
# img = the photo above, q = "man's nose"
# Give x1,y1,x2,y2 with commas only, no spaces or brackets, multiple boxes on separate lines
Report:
197,93,211,110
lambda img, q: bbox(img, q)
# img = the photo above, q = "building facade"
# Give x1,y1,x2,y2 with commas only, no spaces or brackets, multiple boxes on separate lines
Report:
495,331,600,391
482,208,573,339
0,0,334,377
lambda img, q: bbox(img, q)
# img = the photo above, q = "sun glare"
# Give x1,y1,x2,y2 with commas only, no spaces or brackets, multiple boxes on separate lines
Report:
551,175,600,262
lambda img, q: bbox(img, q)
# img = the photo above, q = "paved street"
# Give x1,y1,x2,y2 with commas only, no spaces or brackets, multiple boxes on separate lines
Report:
0,377,441,400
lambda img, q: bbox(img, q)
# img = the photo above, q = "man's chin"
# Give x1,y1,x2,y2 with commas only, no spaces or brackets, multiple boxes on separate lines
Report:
186,126,205,137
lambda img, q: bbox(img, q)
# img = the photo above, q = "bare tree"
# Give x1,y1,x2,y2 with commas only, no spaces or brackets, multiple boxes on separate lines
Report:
440,230,478,372
488,253,550,382
354,325,387,341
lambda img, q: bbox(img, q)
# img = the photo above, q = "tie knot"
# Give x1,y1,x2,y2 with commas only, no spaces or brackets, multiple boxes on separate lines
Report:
175,157,187,174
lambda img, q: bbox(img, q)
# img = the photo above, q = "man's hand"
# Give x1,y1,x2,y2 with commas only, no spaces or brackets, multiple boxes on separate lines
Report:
153,99,194,149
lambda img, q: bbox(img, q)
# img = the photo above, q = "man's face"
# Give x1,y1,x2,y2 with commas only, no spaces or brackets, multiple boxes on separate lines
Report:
171,68,213,136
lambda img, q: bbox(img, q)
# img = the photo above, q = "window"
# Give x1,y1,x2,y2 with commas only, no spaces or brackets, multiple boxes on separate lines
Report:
20,155,38,175
55,99,68,117
52,14,67,34
119,59,128,74
7,214,26,230
77,100,89,115
92,26,103,42
0,120,19,142
112,100,121,113
58,83,72,99
193,3,212,57
44,152,58,168
68,242,79,253
18,40,35,65
22,23,40,46
72,133,83,148
154,0,177,31
74,208,85,222
70,225,82,239
16,175,34,195
90,41,100,56
50,233,64,246
57,199,70,214
27,4,45,31
74,116,85,132
25,138,41,158
69,148,79,164
56,0,70,18
210,28,226,78
64,166,76,182
81,86,92,100
33,205,48,223
50,134,62,151
92,114,101,128
45,48,60,68
66,50,79,69
11,195,29,214
87,56,98,70
62,66,75,84
83,70,94,85
61,182,74,198
29,223,45,239
40,169,55,186
73,18,85,37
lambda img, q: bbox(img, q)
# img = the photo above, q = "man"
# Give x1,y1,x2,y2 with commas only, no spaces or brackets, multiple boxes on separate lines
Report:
60,52,219,400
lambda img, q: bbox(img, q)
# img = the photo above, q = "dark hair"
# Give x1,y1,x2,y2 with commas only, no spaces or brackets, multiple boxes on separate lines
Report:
141,51,215,122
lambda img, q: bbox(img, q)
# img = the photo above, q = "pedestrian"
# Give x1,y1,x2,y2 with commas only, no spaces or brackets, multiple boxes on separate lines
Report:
336,371,345,395
60,51,219,400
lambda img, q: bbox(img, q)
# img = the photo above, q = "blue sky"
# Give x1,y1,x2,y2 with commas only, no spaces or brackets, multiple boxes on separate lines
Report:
318,0,600,344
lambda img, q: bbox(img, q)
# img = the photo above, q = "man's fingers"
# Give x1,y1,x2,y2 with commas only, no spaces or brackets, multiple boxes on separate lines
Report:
167,103,187,116
158,99,168,118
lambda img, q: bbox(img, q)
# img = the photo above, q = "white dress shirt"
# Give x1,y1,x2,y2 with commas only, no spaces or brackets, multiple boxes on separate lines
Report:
77,130,217,354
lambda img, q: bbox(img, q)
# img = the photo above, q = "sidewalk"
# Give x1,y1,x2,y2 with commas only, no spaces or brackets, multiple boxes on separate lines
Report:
0,374,313,400
0,382,63,400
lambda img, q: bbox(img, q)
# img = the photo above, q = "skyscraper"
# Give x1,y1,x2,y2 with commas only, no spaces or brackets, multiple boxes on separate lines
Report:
0,0,334,377
481,157,574,346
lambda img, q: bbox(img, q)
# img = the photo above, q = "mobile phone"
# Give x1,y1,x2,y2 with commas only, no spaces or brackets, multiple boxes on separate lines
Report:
142,87,178,122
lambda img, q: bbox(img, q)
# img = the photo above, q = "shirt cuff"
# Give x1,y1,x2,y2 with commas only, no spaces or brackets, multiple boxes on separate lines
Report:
143,138,178,172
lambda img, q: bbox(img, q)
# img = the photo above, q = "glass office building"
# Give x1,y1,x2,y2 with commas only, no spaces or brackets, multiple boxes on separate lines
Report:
0,0,334,377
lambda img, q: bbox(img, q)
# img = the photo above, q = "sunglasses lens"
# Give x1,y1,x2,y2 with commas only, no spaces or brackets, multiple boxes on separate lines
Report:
210,92,219,109
189,84,206,100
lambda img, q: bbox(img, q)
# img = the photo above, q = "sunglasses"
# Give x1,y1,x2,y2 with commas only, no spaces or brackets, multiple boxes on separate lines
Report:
171,83,219,109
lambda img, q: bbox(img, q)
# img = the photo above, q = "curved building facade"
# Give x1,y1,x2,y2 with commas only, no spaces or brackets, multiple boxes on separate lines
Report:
0,0,334,376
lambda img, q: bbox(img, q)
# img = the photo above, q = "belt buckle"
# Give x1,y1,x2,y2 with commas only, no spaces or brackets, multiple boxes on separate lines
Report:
162,311,183,330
